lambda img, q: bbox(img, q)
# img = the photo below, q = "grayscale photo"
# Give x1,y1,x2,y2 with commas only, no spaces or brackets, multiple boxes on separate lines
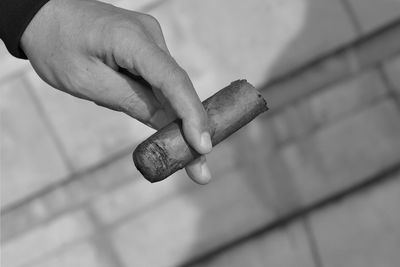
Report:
1,0,400,266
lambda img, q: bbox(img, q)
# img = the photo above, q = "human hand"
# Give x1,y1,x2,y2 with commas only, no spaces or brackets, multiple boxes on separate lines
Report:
21,0,212,184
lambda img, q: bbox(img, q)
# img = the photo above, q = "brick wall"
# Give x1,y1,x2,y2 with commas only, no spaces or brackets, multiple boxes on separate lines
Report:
1,1,400,267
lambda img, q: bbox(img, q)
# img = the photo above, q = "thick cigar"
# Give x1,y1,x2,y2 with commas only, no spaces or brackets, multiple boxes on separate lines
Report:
133,80,268,183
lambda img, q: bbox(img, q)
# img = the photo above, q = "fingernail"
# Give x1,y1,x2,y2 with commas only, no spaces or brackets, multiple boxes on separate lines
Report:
201,162,212,183
200,132,212,153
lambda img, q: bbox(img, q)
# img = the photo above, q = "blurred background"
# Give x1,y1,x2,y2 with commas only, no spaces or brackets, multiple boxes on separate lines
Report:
1,0,400,266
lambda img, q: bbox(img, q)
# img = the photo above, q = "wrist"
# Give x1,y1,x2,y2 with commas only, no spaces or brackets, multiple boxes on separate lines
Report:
20,0,63,57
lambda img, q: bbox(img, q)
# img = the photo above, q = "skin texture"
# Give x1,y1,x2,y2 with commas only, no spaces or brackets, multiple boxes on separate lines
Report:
20,0,213,184
133,80,268,183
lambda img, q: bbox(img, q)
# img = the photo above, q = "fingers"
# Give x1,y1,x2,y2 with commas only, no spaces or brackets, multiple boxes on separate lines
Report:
95,62,213,185
84,62,165,127
117,68,177,129
185,156,212,185
106,14,213,183
114,39,212,155
134,14,171,55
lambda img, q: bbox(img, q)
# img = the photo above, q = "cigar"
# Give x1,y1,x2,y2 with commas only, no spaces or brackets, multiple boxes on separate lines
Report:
133,80,268,183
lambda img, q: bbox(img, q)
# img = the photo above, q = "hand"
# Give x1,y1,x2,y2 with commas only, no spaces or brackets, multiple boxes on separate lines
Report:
21,0,213,184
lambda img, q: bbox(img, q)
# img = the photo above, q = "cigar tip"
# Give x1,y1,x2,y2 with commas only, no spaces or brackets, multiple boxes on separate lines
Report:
133,142,167,183
233,79,269,111
231,79,251,87
258,93,269,111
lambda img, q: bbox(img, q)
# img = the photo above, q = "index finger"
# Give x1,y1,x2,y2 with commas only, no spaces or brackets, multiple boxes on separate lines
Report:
123,40,212,154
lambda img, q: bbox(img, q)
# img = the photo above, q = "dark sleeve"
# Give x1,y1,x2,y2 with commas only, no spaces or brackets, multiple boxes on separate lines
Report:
0,0,51,59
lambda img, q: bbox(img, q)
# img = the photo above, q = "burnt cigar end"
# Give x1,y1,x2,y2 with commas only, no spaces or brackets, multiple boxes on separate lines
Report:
133,80,268,183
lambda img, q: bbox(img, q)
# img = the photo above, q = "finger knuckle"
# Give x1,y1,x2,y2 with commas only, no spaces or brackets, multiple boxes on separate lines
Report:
139,14,161,28
94,16,146,46
118,92,142,115
169,67,190,87
114,20,146,41
60,65,92,98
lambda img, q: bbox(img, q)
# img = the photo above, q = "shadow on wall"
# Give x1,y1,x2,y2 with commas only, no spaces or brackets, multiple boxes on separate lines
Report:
179,0,360,266
3,0,400,266
114,0,315,264
182,0,400,265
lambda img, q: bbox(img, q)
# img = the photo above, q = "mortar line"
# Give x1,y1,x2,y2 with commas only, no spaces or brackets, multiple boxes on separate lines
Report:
340,0,363,35
3,18,400,216
20,75,75,172
376,65,400,110
0,146,133,215
302,217,324,267
85,207,125,267
178,162,400,267
275,91,391,150
1,165,137,243
262,18,400,115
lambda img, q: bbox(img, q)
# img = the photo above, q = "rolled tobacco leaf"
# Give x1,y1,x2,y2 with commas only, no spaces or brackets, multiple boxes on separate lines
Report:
133,79,268,183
